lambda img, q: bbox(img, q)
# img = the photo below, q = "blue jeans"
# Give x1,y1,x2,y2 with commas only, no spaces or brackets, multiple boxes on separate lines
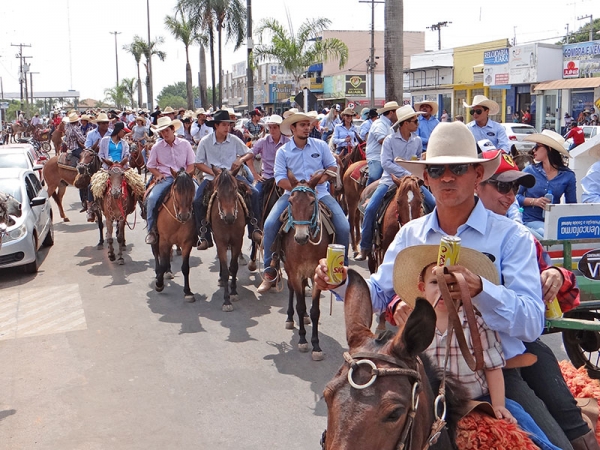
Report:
360,183,389,251
524,220,545,240
263,193,349,268
367,160,382,185
146,177,174,231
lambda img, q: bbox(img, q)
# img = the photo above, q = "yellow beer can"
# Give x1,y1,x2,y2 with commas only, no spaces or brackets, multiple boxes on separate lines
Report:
327,244,346,285
437,236,461,267
545,297,563,319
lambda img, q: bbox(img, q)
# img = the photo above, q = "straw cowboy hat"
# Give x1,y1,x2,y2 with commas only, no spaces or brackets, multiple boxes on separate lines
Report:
152,116,182,133
80,114,93,122
395,121,501,180
414,101,439,116
463,95,500,116
162,106,176,114
393,245,499,307
195,108,207,116
341,107,357,116
66,112,80,123
280,112,317,136
265,114,283,125
282,108,298,119
93,113,110,123
523,129,570,158
393,105,424,126
377,101,401,114
135,116,146,123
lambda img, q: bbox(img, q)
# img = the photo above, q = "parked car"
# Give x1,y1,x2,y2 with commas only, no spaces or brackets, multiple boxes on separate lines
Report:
500,123,537,153
0,143,47,185
582,126,600,140
0,168,54,273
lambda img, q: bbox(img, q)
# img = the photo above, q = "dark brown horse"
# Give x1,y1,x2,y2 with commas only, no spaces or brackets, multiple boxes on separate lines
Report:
281,171,333,360
97,160,137,264
152,169,196,300
332,144,366,211
343,160,368,257
129,141,146,176
248,176,282,272
210,167,247,312
322,269,466,450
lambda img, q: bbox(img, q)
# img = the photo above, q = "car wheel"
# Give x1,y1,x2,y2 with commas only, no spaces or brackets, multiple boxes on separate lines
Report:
42,217,54,247
23,235,39,273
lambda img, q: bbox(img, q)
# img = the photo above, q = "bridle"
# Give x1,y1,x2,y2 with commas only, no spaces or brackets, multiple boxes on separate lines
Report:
77,149,99,176
321,351,447,450
284,185,321,241
163,175,194,224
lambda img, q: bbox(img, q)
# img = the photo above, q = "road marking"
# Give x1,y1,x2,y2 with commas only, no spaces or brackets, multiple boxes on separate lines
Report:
0,284,87,340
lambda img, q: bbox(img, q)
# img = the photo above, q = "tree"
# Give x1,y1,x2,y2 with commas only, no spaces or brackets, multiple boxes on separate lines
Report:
123,36,146,107
157,94,187,110
557,18,600,44
165,6,199,110
121,78,138,108
254,17,348,90
384,0,403,101
104,84,127,109
135,37,167,111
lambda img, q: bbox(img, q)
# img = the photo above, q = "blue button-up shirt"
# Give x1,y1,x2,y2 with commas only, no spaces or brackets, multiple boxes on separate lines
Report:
252,134,290,179
359,118,374,140
582,161,600,203
366,115,393,162
195,133,250,181
85,127,113,149
333,199,544,360
379,131,422,187
467,119,510,152
274,137,337,199
332,123,359,150
416,115,440,150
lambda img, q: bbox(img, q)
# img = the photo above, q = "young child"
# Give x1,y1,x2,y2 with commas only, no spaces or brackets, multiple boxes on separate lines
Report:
391,245,561,450
129,116,149,145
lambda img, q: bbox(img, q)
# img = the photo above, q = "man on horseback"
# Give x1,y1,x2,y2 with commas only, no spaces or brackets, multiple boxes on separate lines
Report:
85,113,112,150
258,112,350,294
415,100,440,152
464,95,510,153
191,108,212,143
193,109,261,250
365,101,399,185
355,105,435,261
64,112,88,210
243,109,264,143
359,108,378,141
332,108,359,155
144,117,196,245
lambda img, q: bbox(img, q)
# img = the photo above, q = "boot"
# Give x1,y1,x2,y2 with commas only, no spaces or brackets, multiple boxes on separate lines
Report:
145,231,157,245
197,225,213,250
571,430,600,450
355,249,368,261
257,267,277,294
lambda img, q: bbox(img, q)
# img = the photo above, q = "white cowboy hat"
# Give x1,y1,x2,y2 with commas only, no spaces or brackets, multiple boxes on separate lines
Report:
395,121,501,180
414,101,439,116
80,114,93,122
162,106,176,114
463,95,500,116
265,114,283,125
280,112,317,136
523,129,570,158
393,105,424,126
393,245,499,308
377,101,401,114
152,116,182,133
283,108,299,119
195,108,207,116
66,112,80,123
93,113,110,123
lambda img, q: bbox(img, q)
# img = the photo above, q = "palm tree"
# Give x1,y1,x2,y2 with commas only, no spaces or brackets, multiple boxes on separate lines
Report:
254,17,348,91
123,37,145,108
384,0,403,100
135,37,167,112
104,84,127,109
121,78,138,109
165,6,198,110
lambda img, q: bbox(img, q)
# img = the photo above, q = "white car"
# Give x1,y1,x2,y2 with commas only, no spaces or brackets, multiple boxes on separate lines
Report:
0,143,46,185
0,168,54,273
500,123,537,153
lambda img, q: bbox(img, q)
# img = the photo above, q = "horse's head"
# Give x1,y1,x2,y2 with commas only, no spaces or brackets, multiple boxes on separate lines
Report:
287,170,322,245
77,148,100,175
323,270,438,450
103,160,128,199
170,168,195,223
212,167,242,225
393,175,424,225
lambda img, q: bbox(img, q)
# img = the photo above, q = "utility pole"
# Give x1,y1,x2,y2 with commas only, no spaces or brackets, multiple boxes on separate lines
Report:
11,43,31,110
29,72,39,107
146,0,153,111
577,14,593,42
246,0,253,110
565,24,570,43
359,0,384,109
109,31,122,86
426,21,452,51
22,57,32,107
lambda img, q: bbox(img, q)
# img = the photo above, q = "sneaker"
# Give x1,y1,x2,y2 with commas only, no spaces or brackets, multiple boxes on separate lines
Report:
257,268,277,294
145,231,157,245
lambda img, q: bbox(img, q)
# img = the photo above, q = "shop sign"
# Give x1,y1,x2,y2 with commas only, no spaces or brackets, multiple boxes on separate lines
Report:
578,249,600,281
509,44,537,84
345,75,366,97
483,48,509,86
557,215,600,240
562,40,600,78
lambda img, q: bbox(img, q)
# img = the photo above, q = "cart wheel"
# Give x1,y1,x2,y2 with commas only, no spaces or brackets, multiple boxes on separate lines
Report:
42,141,51,153
562,309,600,379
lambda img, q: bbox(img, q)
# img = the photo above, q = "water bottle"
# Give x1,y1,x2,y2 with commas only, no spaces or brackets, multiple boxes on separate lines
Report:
542,189,553,219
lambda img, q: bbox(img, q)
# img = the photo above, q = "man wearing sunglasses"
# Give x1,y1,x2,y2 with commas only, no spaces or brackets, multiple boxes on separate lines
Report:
464,95,510,154
414,100,439,151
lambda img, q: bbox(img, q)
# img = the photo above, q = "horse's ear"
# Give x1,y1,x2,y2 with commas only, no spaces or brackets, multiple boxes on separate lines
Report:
231,164,242,177
213,166,222,177
102,158,113,167
170,168,178,178
391,298,436,358
416,177,424,187
308,171,323,190
391,174,402,187
287,169,298,187
119,158,128,166
344,269,374,350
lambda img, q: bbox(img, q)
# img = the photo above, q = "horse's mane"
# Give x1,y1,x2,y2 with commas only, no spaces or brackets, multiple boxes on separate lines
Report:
397,176,422,198
173,169,194,193
215,168,238,192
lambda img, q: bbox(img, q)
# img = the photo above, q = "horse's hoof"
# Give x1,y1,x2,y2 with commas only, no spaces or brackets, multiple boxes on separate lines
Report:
298,343,309,353
285,321,294,330
230,294,239,302
165,271,174,279
218,279,226,287
96,244,103,250
117,258,124,265
353,251,358,258
248,260,257,272
155,282,164,292
63,218,70,223
184,294,195,303
222,304,234,312
312,351,325,361
108,254,115,261
303,315,311,325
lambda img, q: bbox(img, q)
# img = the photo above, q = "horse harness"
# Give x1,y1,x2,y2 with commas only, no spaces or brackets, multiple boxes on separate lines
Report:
206,189,249,224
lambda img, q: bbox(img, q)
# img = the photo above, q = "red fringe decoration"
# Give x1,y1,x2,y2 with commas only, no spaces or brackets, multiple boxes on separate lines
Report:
456,411,539,449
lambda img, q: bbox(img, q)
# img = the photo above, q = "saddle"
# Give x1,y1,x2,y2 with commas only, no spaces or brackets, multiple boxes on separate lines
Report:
358,181,397,248
349,160,369,186
57,152,79,170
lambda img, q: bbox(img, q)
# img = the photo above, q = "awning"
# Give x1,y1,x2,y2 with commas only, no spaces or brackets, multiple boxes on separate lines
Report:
534,78,600,91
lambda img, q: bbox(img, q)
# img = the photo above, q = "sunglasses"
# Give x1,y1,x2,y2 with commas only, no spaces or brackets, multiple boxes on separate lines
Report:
426,164,470,179
486,179,519,195
470,108,486,115
409,119,419,124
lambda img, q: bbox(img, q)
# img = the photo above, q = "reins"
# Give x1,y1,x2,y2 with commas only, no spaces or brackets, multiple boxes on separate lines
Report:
284,185,322,243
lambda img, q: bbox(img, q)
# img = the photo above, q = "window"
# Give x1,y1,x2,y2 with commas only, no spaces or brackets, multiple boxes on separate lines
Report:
28,174,42,194
25,177,36,201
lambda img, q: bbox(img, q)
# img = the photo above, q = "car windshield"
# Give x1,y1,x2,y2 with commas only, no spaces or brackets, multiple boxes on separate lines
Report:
510,126,535,135
0,178,22,203
0,153,29,169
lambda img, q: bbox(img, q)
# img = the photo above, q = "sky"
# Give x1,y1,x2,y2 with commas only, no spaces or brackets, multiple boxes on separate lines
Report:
1,0,599,105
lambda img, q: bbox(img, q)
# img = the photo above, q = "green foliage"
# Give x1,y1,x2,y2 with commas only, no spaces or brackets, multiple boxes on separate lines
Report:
157,82,199,103
557,18,600,44
104,83,127,109
158,95,187,109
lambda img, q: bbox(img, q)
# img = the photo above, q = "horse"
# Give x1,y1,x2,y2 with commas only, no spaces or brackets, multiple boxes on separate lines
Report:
209,167,249,312
9,122,28,142
343,160,368,258
0,192,22,250
50,121,65,155
322,269,468,450
281,170,333,360
95,160,137,264
332,144,366,211
510,147,535,171
152,168,196,301
129,141,146,176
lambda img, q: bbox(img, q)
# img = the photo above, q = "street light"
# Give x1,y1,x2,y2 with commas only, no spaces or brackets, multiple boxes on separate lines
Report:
109,31,121,86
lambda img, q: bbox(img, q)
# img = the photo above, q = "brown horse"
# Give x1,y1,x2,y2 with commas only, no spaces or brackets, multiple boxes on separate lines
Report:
322,269,467,450
152,169,196,300
9,122,29,142
343,160,368,257
209,167,248,312
281,171,333,360
129,141,146,176
0,192,22,250
332,145,366,211
96,160,137,264
51,121,65,154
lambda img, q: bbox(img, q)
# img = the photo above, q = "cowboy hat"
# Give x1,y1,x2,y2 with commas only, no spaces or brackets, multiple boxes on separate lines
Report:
280,112,318,136
523,129,570,157
393,245,499,308
66,112,81,123
414,101,439,116
205,110,236,127
341,107,357,116
265,114,283,125
162,106,176,114
360,107,370,120
80,114,93,122
93,113,110,123
463,95,500,116
283,108,298,119
195,108,207,115
481,151,535,188
377,101,401,114
393,105,424,126
152,116,182,133
135,116,146,123
395,122,501,180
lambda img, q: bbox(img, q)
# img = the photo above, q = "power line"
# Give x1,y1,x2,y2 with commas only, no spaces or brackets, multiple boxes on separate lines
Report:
426,21,452,51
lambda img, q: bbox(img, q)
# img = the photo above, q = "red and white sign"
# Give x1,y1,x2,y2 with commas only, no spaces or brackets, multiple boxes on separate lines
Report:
347,102,355,109
563,60,579,78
